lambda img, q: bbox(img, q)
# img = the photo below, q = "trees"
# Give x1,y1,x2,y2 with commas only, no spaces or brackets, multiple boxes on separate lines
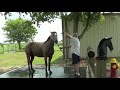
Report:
2,12,105,59
75,12,105,40
2,18,37,49
3,12,105,40
60,12,105,39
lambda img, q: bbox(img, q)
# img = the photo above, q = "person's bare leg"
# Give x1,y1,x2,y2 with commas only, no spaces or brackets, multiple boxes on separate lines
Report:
73,64,77,74
76,63,80,75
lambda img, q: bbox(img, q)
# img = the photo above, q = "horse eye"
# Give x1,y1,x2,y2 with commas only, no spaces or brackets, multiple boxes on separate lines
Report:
55,33,57,35
51,35,54,37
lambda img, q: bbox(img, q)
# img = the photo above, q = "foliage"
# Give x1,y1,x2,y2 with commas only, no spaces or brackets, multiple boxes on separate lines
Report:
2,18,37,49
3,12,105,27
61,12,105,39
3,12,60,26
79,12,105,28
2,12,105,39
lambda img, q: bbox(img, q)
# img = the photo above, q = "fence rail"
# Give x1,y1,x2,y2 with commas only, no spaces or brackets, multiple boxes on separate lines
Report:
0,42,63,54
0,43,25,54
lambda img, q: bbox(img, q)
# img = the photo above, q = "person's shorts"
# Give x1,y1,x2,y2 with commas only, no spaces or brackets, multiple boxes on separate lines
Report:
72,53,80,64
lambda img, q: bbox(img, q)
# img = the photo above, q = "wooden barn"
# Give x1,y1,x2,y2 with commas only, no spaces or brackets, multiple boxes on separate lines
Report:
62,13,120,59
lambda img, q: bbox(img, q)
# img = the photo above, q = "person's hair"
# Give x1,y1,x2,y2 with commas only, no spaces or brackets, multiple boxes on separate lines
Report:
73,33,78,37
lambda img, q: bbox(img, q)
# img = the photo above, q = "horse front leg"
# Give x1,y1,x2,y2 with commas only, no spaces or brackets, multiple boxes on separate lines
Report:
29,70,34,78
44,56,48,77
48,56,52,76
31,56,35,73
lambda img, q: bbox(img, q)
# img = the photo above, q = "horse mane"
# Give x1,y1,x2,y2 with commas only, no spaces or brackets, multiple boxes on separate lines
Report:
98,38,111,47
43,36,51,44
42,35,55,48
98,38,106,47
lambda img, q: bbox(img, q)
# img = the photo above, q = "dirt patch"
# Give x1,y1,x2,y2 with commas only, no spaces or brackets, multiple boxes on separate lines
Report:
0,66,20,75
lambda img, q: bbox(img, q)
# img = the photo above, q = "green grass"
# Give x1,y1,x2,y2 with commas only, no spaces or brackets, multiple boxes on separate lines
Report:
0,44,63,68
0,42,63,53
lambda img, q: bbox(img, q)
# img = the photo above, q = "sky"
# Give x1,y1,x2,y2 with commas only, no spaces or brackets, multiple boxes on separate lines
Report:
0,12,62,43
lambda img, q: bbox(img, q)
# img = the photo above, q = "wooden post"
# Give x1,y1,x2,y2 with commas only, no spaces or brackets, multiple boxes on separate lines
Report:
65,20,69,59
62,19,65,59
7,44,9,53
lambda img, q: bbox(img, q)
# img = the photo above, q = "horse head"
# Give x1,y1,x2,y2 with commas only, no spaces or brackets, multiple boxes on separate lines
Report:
106,37,113,51
97,37,113,60
50,31,58,44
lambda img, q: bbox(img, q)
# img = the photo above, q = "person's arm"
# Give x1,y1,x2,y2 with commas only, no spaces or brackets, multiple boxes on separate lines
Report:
60,45,71,49
64,45,71,48
66,33,72,38
63,32,73,38
61,32,72,49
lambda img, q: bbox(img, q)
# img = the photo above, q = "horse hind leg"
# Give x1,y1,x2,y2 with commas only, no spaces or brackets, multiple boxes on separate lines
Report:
30,56,35,73
48,56,52,76
26,55,31,72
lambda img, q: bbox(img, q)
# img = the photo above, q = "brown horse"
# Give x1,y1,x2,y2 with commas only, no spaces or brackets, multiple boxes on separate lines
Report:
25,32,58,77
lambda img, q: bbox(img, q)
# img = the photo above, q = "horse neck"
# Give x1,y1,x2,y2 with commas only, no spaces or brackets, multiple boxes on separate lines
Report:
98,39,106,48
97,40,107,55
45,37,54,48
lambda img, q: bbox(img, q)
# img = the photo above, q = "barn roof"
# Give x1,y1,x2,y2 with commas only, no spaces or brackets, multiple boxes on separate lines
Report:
103,12,120,16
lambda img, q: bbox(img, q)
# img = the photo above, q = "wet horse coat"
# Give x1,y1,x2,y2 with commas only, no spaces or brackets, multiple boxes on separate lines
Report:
25,32,58,77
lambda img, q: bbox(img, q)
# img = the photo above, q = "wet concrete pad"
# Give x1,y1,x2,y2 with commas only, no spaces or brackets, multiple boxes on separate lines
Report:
0,66,86,78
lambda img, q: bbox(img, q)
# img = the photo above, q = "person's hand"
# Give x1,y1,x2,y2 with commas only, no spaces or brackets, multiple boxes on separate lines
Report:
64,32,69,38
67,33,69,36
63,32,71,38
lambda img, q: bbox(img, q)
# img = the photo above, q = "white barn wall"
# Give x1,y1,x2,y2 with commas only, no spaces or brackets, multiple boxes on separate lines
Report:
63,14,120,58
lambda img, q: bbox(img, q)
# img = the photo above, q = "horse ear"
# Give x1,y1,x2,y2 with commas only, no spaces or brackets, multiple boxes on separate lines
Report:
55,32,57,35
104,37,108,39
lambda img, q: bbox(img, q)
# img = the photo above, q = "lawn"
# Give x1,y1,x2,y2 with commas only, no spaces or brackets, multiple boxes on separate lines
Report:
0,44,64,69
1,42,120,74
0,43,26,54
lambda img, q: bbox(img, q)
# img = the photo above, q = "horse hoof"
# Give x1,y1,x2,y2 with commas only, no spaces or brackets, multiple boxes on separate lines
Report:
49,71,52,76
32,69,35,73
29,69,35,74
46,72,48,77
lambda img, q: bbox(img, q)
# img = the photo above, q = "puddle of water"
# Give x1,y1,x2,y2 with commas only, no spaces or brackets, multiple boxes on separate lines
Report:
0,66,86,78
